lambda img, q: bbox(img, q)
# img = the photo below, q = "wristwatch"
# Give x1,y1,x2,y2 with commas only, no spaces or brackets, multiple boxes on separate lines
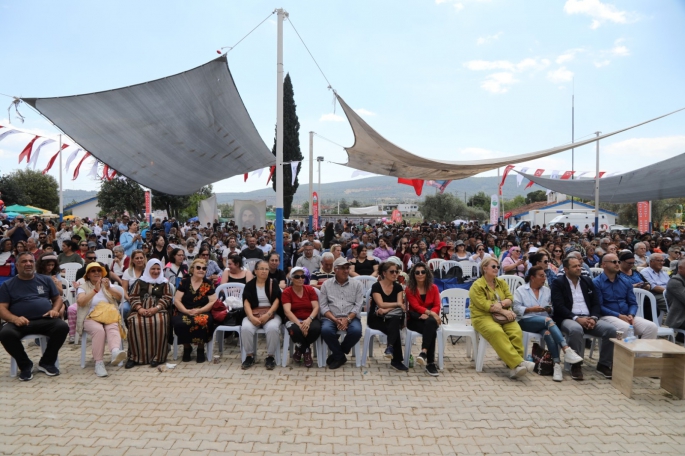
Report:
346,316,352,323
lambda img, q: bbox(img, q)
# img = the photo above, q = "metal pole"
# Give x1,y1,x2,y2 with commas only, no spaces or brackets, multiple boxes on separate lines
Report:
308,131,313,231
317,156,323,230
275,8,287,269
571,90,574,209
594,131,601,236
59,134,63,222
497,167,503,223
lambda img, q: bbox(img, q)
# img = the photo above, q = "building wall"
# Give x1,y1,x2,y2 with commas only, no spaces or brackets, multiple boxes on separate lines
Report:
70,200,100,221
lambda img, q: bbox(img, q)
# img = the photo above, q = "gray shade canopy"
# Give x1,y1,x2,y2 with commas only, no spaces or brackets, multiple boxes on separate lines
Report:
24,55,275,195
337,94,685,180
517,152,685,203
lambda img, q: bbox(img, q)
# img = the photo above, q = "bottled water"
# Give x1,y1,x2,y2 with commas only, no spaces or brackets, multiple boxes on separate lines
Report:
624,325,636,343
409,354,415,368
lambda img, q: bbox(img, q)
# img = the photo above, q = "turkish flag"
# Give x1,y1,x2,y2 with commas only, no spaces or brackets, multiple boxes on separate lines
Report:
398,178,424,196
18,135,40,163
524,169,545,189
42,144,69,174
500,164,515,187
560,171,575,180
244,173,248,182
72,152,92,180
504,211,513,219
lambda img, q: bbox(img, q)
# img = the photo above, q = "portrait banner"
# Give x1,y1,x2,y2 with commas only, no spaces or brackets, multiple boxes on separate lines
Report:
234,199,266,230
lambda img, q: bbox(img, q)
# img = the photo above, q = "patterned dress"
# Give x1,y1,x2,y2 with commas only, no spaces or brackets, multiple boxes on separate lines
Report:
172,277,215,344
127,280,172,364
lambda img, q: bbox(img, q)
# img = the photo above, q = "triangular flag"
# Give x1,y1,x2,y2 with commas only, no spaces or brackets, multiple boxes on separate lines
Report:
252,168,265,178
244,173,248,182
517,167,528,187
88,159,100,178
42,144,69,174
18,135,40,163
72,152,91,180
30,138,55,169
550,170,560,180
290,161,300,186
351,170,373,178
398,178,424,196
266,166,276,185
64,147,82,171
577,171,590,178
595,171,606,179
560,171,575,180
500,165,515,187
524,169,544,189
0,127,20,143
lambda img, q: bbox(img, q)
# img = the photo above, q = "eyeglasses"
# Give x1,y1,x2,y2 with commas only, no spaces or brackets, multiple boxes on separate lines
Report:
553,250,562,253
291,274,305,280
604,260,620,264
542,260,549,264
201,253,209,256
195,266,207,271
387,270,399,275
512,249,520,252
477,248,484,252
80,243,87,246
86,257,97,260
414,270,427,275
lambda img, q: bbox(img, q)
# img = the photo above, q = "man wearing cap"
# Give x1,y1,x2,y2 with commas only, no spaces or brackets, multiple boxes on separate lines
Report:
0,252,68,381
319,257,363,369
617,252,651,290
594,253,658,341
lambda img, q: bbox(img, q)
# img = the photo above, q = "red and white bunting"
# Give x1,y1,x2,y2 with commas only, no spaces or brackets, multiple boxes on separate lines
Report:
18,135,40,163
72,152,92,180
500,165,515,187
560,171,575,180
42,144,69,174
524,169,544,189
29,138,55,169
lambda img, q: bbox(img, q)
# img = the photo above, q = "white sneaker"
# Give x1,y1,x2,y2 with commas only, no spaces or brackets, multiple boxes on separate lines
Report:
509,362,528,379
95,361,108,377
523,360,536,373
563,348,583,365
553,363,563,382
111,348,126,366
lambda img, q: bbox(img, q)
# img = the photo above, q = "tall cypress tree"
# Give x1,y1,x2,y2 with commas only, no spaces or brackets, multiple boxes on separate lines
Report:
271,73,303,219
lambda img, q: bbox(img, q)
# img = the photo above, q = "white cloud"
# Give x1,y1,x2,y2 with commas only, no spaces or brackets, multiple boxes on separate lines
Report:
563,0,638,29
480,73,518,94
477,32,502,45
556,48,583,64
604,136,685,159
547,66,574,83
355,108,376,116
464,57,549,72
611,44,630,57
319,113,345,122
436,0,490,12
594,59,610,68
453,3,464,12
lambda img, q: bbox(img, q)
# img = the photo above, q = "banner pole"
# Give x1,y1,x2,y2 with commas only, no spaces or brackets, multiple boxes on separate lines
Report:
594,131,601,236
275,8,287,269
309,131,313,231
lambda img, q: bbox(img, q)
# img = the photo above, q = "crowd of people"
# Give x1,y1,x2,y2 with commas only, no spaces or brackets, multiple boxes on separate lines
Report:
1,213,685,383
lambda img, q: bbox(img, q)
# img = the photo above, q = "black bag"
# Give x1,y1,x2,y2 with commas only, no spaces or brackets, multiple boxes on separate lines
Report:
222,308,245,326
531,342,554,376
443,265,464,283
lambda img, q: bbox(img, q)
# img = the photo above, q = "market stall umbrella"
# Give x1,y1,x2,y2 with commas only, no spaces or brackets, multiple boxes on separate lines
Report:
4,204,43,215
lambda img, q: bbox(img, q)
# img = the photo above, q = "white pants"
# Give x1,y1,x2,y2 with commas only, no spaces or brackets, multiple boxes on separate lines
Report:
241,315,282,356
600,316,658,339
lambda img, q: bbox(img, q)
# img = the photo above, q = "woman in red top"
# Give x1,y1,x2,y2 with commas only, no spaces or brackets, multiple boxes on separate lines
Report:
430,242,450,260
281,267,321,368
405,262,442,376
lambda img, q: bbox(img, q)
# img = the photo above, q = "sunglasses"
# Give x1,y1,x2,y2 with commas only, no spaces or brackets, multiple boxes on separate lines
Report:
86,257,97,260
195,266,207,271
489,265,499,269
554,250,562,253
477,248,484,252
414,270,427,275
291,274,305,280
387,270,399,275
605,260,620,264
542,260,549,264
80,243,87,246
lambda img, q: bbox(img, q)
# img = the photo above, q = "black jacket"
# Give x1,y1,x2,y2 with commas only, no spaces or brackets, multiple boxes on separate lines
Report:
242,277,283,319
550,274,601,325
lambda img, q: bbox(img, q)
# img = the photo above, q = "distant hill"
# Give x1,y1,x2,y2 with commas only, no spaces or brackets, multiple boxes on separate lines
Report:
64,175,535,206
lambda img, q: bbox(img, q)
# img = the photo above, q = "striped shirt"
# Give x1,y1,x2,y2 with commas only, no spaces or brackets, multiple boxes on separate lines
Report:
319,277,363,318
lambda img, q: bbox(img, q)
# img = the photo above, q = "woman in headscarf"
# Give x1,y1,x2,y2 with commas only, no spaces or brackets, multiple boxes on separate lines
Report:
125,259,173,368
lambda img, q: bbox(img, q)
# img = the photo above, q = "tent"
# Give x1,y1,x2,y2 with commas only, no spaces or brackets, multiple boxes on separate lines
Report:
4,204,43,215
517,151,685,203
23,55,275,195
336,94,685,180
266,211,276,220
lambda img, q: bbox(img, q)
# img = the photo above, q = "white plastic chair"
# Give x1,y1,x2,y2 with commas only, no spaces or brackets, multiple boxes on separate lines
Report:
360,295,390,367
10,335,59,377
589,268,603,278
352,275,377,297
439,289,476,369
427,259,444,273
440,260,459,277
320,331,361,368
634,288,675,342
211,283,245,359
500,275,525,295
282,325,323,368
243,258,260,272
94,249,113,267
61,262,82,284
459,261,480,279
475,334,490,372
81,330,125,368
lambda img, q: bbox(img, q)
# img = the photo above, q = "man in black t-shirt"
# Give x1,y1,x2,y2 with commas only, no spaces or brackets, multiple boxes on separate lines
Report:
0,252,68,381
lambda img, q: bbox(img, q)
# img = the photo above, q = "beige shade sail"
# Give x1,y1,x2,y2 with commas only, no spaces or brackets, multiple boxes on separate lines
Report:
336,95,684,180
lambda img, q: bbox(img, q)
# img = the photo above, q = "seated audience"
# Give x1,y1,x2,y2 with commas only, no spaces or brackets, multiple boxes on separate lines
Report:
404,262,441,377
641,253,670,321
666,261,685,332
368,261,407,371
282,266,320,368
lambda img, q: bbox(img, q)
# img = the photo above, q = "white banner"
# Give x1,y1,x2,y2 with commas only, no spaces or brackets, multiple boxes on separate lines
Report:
30,138,55,169
198,194,218,228
234,199,267,230
0,128,20,143
64,147,82,171
516,167,528,187
489,194,499,225
290,161,300,185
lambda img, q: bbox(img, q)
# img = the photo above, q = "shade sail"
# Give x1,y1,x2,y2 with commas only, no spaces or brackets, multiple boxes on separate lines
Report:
23,55,275,195
337,95,684,180
517,152,685,203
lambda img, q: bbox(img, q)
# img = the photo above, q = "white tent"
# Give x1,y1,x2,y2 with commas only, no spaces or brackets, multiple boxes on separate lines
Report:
349,206,387,215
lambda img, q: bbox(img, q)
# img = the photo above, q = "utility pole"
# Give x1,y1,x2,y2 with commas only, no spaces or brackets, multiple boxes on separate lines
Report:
594,131,601,236
275,8,288,268
308,131,313,231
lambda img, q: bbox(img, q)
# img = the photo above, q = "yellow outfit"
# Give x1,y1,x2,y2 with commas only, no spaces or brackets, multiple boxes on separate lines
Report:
469,276,524,369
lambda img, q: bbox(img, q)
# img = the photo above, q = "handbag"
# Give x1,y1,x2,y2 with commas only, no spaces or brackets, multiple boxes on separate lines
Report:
211,299,228,324
491,311,511,324
251,307,271,319
88,302,121,325
531,342,554,376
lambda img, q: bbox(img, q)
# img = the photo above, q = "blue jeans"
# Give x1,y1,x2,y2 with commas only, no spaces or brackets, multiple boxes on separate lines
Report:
320,317,362,362
518,316,567,363
119,301,131,321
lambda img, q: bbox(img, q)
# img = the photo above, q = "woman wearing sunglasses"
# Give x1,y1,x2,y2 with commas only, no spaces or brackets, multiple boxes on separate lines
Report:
549,245,564,273
469,243,492,265
405,262,441,376
451,240,470,262
368,261,407,371
172,258,217,363
282,266,320,368
469,257,533,378
241,260,282,370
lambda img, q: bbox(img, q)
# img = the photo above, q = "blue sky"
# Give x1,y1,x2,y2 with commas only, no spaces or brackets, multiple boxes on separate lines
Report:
1,0,684,196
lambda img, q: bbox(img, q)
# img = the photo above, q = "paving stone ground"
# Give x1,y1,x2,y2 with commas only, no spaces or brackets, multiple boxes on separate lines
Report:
1,335,685,455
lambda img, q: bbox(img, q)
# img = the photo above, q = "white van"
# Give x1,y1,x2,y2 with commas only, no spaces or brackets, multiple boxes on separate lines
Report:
548,213,611,231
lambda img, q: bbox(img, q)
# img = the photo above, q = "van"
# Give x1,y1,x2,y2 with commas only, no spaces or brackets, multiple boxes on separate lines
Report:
548,213,611,231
